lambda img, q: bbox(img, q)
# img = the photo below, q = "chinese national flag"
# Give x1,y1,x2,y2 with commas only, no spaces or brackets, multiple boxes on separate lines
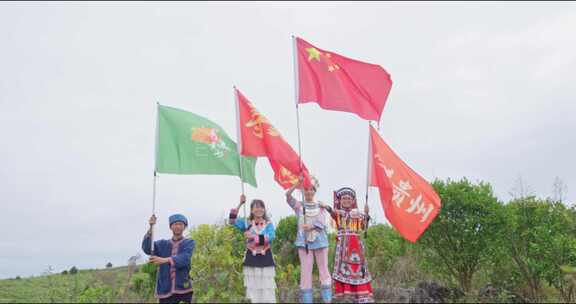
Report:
296,37,393,122
369,126,441,242
236,88,311,189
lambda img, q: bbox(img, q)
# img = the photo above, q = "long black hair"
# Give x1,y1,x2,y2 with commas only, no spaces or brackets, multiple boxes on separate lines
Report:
248,199,269,222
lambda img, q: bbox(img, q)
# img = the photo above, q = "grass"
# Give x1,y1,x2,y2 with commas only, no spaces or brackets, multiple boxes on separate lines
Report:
0,266,153,303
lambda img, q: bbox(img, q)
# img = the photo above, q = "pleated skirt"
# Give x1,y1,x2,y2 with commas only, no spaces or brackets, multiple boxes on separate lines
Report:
243,266,276,303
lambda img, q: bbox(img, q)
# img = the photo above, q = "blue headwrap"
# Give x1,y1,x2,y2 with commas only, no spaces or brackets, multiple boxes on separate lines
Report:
169,214,188,227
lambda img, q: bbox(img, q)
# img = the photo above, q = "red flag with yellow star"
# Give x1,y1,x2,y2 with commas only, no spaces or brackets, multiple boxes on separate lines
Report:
369,125,441,242
296,37,393,121
236,88,312,189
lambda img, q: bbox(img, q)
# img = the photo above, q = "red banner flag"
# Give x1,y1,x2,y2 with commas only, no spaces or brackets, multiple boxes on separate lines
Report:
295,37,393,122
369,125,441,242
236,88,311,189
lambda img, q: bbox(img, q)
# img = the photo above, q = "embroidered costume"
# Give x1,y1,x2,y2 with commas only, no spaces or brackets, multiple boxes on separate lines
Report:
327,188,374,303
229,208,277,303
287,190,332,303
142,214,195,303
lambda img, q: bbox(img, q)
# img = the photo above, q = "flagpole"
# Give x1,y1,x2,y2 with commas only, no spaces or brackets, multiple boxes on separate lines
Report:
364,121,372,237
292,35,309,254
291,36,304,175
365,122,371,208
233,87,247,219
150,102,160,255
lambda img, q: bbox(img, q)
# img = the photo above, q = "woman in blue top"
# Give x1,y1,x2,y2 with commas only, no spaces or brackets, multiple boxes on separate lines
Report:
229,194,276,303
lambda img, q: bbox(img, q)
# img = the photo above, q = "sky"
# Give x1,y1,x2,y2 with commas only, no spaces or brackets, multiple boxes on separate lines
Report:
0,2,575,279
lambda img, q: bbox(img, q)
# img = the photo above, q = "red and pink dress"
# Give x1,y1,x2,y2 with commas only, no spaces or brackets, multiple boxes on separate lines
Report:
327,187,374,303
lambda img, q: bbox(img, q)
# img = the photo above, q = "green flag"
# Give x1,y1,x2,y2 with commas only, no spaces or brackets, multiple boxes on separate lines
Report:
156,104,257,187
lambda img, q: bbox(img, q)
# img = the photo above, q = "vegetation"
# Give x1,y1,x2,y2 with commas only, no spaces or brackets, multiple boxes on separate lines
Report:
418,179,505,292
69,266,78,275
0,178,574,303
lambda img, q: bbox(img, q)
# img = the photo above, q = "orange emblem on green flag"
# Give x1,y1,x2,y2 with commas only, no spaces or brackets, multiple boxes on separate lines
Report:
156,104,257,187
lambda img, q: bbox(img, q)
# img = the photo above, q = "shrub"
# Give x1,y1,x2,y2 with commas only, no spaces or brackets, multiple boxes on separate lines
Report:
189,224,248,303
70,266,78,275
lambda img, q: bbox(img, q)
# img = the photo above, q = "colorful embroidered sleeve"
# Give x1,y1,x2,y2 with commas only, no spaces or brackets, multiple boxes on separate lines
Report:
260,222,275,245
229,208,240,226
286,195,302,213
324,205,338,220
233,217,248,232
353,210,371,227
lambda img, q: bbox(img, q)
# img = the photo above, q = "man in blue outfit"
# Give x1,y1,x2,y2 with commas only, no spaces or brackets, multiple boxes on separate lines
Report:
142,214,195,304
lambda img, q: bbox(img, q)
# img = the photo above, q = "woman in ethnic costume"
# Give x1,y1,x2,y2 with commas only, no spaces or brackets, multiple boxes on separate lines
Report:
321,187,374,303
286,176,332,303
229,194,277,303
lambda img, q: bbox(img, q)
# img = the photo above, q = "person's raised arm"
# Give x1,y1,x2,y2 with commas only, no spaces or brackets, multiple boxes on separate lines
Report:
142,215,157,255
229,194,247,226
286,176,304,211
319,201,337,220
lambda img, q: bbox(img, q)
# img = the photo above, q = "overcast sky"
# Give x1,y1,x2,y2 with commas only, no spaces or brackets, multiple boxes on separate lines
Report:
1,2,575,279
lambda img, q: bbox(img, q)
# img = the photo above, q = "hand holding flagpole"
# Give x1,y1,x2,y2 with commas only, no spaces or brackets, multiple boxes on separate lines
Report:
150,102,160,255
150,171,158,255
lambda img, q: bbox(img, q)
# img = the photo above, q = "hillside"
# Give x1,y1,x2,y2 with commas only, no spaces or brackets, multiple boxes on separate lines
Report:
0,265,154,303
1,187,574,303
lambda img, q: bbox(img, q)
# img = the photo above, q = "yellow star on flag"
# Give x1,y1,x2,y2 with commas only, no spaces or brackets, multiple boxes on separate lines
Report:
306,47,322,62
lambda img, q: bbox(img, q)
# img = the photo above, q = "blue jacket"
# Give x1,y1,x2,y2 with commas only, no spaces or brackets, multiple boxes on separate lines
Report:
142,234,195,299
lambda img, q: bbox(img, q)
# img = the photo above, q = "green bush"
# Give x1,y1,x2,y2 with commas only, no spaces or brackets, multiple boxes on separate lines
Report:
272,215,299,267
364,224,412,279
69,266,78,275
78,283,115,303
503,197,576,301
189,224,248,303
417,178,505,292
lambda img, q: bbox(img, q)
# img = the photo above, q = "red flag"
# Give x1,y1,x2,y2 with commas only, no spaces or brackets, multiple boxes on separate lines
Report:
236,88,311,189
296,37,393,121
369,125,441,242
268,159,311,190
